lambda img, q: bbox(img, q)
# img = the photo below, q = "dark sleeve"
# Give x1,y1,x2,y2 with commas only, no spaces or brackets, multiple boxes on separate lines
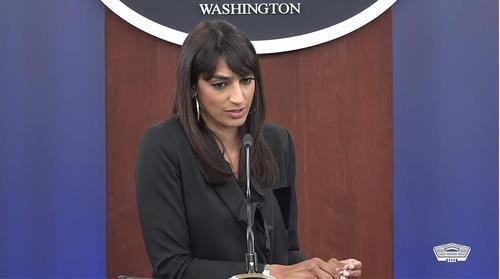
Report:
136,126,247,279
283,129,307,264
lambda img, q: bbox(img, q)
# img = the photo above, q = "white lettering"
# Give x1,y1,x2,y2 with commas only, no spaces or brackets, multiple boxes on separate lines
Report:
199,4,214,15
257,3,269,14
268,3,278,14
198,3,302,15
290,3,301,14
212,4,221,14
221,4,230,15
247,3,258,14
231,3,245,14
278,3,290,14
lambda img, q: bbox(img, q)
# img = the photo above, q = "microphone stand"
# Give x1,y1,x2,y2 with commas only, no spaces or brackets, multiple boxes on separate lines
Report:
228,134,274,279
244,134,257,274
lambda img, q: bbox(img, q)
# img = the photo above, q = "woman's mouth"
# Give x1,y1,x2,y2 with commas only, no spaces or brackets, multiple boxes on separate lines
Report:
226,107,245,119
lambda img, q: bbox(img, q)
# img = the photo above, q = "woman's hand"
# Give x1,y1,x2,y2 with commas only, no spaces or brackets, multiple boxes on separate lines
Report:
271,257,343,279
328,258,362,278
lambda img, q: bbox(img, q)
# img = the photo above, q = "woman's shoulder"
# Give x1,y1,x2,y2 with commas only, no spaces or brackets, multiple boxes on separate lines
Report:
264,122,287,134
144,114,184,136
263,122,293,152
139,114,188,152
264,122,291,140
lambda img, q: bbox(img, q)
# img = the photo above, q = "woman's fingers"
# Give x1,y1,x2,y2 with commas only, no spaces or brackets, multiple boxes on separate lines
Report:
338,258,362,278
308,257,336,278
340,269,362,278
340,258,362,270
317,258,339,277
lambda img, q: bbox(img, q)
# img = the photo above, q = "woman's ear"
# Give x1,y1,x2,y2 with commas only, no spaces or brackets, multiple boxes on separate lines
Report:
191,86,197,97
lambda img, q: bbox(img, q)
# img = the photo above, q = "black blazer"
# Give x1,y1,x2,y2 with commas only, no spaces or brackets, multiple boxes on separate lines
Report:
136,115,305,279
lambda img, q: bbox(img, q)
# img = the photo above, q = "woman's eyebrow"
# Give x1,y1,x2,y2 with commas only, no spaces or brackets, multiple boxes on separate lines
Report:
210,73,254,80
211,74,231,80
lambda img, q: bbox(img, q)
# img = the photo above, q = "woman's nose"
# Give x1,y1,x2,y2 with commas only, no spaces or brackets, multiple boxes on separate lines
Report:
229,84,245,104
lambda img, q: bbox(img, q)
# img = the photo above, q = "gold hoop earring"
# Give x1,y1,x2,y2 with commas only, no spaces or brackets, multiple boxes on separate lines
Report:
195,98,200,121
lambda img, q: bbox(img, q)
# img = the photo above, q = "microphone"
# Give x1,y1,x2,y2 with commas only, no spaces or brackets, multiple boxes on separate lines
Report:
242,133,256,273
228,133,273,279
242,133,253,148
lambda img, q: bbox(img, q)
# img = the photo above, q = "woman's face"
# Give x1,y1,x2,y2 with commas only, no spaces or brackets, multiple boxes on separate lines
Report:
196,58,255,136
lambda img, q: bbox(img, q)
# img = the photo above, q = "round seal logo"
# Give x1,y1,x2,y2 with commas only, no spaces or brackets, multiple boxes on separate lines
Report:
101,0,397,54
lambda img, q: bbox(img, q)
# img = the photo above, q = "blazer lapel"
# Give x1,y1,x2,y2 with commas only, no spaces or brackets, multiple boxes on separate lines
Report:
213,176,277,262
212,178,248,224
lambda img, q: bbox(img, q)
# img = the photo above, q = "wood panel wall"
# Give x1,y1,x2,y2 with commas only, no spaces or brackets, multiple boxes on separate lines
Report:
106,9,392,278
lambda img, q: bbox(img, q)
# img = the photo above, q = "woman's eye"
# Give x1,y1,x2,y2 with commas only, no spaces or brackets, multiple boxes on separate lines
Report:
212,82,227,89
241,77,254,85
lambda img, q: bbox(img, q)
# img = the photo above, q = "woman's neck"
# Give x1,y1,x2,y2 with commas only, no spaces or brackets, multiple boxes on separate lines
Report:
214,129,240,153
209,127,241,175
204,121,240,152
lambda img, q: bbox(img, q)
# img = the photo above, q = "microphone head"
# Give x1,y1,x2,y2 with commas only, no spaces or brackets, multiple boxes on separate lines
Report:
242,133,253,148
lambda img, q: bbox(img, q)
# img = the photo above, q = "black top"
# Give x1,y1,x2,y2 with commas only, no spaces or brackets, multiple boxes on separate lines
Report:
136,115,305,279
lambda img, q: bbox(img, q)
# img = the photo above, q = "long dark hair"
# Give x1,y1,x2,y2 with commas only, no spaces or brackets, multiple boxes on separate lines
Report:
173,20,277,186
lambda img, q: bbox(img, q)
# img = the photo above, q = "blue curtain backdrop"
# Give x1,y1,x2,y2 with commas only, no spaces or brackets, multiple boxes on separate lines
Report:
393,0,498,278
0,1,105,277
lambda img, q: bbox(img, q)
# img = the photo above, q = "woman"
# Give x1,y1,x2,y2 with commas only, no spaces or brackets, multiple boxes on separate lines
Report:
136,20,362,279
